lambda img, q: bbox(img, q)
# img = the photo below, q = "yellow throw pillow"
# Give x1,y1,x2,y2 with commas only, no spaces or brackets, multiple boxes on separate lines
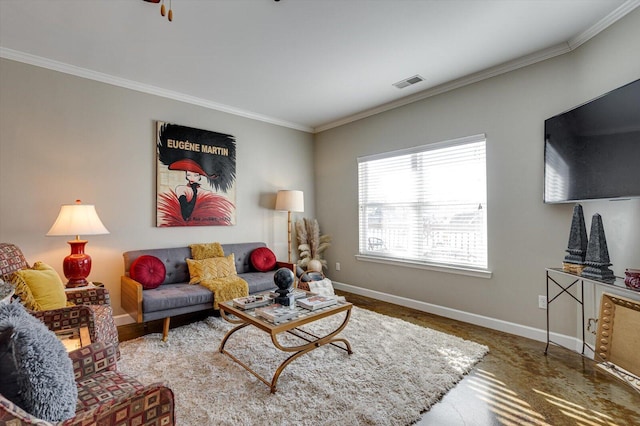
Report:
213,254,236,278
12,262,67,311
186,254,236,284
189,242,224,260
186,258,216,284
9,272,39,311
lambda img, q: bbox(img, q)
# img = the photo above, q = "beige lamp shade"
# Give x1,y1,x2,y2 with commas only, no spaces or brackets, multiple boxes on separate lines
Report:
275,190,304,212
46,201,109,237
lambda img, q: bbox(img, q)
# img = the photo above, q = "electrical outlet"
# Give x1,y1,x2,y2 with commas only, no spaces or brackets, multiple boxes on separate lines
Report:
538,295,547,310
335,262,341,271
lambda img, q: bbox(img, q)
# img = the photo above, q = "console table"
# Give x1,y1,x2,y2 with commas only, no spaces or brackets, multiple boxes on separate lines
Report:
545,268,638,356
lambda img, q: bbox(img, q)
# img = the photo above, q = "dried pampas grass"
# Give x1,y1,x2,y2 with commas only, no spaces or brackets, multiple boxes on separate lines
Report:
295,218,331,270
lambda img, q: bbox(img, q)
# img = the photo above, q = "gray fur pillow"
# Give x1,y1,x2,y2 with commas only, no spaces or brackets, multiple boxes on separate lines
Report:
0,326,23,406
0,302,77,421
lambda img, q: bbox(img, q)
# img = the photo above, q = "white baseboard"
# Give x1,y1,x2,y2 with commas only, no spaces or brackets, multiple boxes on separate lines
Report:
114,282,584,355
333,281,583,353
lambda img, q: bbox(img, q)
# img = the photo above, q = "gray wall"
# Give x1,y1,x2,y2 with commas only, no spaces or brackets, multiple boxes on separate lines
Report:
0,59,315,318
314,9,640,337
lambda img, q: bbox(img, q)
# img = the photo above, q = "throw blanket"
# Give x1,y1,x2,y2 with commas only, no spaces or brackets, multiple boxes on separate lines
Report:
199,275,248,309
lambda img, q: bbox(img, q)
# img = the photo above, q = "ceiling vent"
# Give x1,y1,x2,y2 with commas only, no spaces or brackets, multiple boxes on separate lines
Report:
393,75,425,89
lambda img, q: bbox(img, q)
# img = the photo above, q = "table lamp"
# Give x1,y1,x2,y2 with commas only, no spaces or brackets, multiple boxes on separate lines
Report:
46,200,109,287
275,190,304,263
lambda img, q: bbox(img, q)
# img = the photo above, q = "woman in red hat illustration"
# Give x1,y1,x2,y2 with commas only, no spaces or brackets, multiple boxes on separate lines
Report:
175,170,213,221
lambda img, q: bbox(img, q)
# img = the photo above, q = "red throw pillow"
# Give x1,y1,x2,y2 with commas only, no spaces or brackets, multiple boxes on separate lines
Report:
250,247,277,272
130,255,166,289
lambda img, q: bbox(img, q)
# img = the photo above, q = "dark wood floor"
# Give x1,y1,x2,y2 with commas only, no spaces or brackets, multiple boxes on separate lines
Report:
117,291,640,425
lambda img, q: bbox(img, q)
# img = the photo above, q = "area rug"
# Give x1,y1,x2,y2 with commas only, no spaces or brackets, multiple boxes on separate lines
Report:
118,307,488,425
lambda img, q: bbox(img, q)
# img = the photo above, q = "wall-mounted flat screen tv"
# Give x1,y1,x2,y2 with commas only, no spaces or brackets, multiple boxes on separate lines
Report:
544,78,640,203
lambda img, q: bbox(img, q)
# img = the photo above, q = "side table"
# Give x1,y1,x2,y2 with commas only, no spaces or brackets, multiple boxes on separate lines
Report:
64,282,103,291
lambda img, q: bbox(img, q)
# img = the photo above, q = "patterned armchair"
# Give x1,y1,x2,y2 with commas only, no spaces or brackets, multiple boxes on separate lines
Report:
0,341,175,425
0,243,119,358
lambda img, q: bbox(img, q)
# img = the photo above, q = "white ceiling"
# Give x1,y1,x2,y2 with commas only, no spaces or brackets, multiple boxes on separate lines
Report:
1,0,638,133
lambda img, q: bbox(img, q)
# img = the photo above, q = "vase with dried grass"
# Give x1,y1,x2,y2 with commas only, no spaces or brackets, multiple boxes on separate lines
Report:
295,218,331,270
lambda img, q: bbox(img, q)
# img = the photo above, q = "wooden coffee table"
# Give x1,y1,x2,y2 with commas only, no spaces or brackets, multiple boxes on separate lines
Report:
218,298,353,393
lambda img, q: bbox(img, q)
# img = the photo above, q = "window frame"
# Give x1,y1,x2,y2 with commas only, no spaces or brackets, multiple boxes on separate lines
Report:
356,133,491,278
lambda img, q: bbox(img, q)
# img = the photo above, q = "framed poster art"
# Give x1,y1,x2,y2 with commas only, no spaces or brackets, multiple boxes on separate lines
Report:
156,122,236,227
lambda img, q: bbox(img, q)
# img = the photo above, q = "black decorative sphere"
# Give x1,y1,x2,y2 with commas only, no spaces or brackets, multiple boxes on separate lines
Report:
273,267,295,291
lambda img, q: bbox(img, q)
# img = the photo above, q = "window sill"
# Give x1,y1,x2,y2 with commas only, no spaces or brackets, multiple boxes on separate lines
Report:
355,254,492,279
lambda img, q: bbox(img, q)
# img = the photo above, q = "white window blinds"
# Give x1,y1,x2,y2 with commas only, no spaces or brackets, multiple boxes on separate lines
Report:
358,134,487,270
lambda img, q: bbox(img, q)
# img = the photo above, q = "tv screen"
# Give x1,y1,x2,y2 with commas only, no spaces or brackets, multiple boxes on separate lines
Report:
544,78,640,203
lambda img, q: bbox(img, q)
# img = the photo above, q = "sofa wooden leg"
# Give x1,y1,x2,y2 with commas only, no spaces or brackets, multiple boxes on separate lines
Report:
162,317,170,341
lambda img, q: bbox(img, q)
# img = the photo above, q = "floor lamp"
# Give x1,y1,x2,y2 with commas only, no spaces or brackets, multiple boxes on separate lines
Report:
275,190,304,263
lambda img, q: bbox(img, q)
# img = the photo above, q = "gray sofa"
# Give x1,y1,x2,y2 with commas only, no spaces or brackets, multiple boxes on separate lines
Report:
121,242,291,341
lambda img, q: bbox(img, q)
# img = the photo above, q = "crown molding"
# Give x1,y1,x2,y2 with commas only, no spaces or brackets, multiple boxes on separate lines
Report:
313,43,571,133
314,0,640,133
0,47,314,134
2,0,637,135
568,0,640,49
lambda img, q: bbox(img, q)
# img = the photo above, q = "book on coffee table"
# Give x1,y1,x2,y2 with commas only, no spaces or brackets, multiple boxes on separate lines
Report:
297,295,338,311
255,304,299,323
232,294,272,310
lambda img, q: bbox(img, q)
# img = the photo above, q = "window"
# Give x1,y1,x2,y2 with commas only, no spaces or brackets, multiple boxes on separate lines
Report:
357,134,487,271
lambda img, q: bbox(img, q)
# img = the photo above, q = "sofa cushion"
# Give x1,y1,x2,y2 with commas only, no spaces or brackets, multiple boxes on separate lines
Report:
189,242,224,260
142,283,214,313
0,302,77,421
221,242,266,274
130,255,166,290
187,254,236,284
12,262,67,311
250,247,277,272
242,271,277,294
123,244,267,283
76,370,144,414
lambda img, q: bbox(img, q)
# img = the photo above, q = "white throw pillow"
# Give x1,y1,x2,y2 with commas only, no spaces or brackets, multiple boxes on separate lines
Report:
308,278,335,296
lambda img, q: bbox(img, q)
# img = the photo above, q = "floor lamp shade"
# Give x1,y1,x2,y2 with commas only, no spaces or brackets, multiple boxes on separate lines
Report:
275,190,304,213
46,200,109,287
275,190,304,263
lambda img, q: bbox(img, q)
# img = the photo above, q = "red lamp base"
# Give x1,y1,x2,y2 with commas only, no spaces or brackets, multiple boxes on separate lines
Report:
63,240,92,288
